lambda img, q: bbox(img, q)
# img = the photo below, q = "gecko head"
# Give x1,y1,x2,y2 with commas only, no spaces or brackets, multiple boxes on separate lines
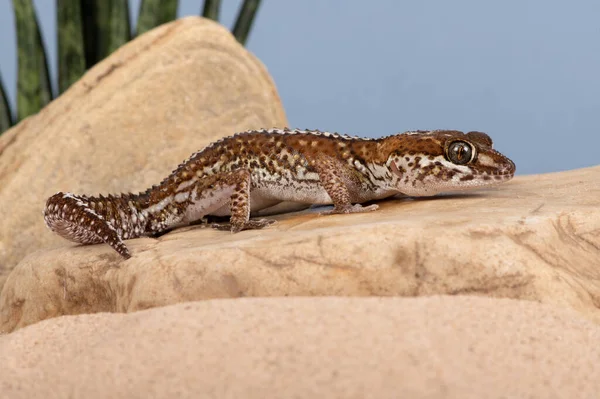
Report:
387,130,515,196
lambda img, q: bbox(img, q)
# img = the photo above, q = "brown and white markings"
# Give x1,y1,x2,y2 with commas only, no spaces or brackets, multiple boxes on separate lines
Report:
44,128,515,258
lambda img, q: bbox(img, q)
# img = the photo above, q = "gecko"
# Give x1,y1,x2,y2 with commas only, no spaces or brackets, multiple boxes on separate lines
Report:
43,128,515,259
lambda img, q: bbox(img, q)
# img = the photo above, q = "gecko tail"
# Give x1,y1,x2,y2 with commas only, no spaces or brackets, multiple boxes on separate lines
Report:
43,192,132,259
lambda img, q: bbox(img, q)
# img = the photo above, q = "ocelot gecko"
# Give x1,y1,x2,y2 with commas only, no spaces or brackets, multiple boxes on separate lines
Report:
44,128,515,258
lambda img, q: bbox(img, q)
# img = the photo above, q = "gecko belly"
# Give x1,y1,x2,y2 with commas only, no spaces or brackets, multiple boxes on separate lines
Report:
211,200,313,217
210,184,332,217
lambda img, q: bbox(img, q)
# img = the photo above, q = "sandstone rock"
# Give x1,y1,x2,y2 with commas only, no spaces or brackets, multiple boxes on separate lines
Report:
0,16,288,291
1,165,599,333
1,296,600,398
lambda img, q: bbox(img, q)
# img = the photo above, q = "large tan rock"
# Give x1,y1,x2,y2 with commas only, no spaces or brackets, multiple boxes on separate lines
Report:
1,165,599,333
0,16,288,290
1,296,599,398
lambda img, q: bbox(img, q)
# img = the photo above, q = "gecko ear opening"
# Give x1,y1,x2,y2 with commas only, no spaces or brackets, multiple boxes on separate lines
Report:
390,159,404,178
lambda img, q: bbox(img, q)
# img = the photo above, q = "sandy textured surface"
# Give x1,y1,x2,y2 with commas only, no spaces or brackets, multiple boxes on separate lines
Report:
2,165,599,333
0,16,287,289
1,296,599,399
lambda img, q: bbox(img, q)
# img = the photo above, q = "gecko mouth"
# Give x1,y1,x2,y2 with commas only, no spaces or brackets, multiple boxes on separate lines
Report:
495,164,516,180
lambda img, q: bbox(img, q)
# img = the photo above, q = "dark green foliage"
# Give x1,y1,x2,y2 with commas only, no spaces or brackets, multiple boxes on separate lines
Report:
12,0,53,122
137,0,178,36
0,73,13,135
80,0,103,68
107,0,131,54
202,0,220,21
57,0,86,94
232,0,261,45
81,0,131,68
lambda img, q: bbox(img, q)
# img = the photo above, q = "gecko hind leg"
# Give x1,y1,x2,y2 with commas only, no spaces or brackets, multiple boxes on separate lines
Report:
214,169,276,233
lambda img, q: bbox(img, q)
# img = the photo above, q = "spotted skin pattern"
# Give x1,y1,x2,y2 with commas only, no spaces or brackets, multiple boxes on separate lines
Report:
44,128,516,258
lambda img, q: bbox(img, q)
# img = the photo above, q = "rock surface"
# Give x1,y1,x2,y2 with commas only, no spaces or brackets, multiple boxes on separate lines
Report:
1,165,599,333
0,16,288,291
1,296,600,398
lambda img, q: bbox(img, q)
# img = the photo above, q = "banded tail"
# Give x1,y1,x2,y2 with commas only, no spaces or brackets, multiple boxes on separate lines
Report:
43,192,148,258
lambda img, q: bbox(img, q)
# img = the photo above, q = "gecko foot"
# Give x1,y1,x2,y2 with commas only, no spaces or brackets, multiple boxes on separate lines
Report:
320,203,379,215
211,218,277,232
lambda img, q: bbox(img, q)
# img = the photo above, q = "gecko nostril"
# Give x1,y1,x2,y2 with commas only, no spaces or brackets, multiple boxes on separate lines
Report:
498,157,516,175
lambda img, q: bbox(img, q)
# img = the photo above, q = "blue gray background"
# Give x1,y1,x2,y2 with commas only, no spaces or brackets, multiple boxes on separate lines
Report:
1,0,599,175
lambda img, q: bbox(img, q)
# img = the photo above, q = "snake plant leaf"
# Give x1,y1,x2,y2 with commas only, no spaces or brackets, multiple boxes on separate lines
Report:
106,0,131,54
0,73,14,134
81,0,131,67
136,0,178,36
57,0,86,94
81,0,103,68
12,0,53,121
232,0,261,45
202,0,221,22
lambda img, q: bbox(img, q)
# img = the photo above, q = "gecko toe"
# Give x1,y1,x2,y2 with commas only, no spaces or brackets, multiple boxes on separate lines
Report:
320,203,379,215
360,204,379,212
213,218,276,233
250,218,277,229
237,218,277,231
211,223,234,232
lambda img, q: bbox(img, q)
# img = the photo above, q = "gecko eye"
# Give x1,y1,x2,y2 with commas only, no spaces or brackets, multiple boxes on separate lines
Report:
445,140,475,165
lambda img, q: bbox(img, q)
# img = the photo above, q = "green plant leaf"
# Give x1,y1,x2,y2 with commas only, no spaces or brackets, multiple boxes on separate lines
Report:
81,0,131,67
202,0,220,21
232,0,261,45
0,72,14,134
81,1,102,68
57,0,86,94
12,0,53,121
136,0,178,36
106,0,131,54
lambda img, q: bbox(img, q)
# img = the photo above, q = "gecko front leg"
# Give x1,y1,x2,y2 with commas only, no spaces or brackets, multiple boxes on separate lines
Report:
314,155,379,215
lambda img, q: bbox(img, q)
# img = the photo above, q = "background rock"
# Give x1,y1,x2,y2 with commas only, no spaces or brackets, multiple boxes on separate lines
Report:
0,16,288,291
1,296,600,399
1,165,599,333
